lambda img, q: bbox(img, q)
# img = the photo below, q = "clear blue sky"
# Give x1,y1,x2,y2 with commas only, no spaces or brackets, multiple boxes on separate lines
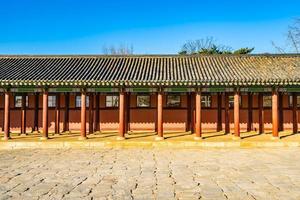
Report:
0,0,299,54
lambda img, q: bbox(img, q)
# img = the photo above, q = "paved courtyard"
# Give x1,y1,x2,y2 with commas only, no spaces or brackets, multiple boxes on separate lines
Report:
1,148,300,200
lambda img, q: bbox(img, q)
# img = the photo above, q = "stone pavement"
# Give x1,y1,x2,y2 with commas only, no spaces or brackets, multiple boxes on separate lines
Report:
1,148,300,200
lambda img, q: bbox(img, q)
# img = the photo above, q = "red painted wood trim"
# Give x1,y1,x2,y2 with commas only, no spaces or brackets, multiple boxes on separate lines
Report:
157,92,163,137
42,91,49,139
94,94,100,132
21,93,27,134
4,92,10,139
32,93,39,132
55,93,60,134
195,91,202,137
247,93,253,132
119,91,125,137
217,93,222,132
80,91,87,138
234,91,240,137
88,93,94,134
293,93,298,134
272,90,279,137
63,93,69,132
224,93,230,134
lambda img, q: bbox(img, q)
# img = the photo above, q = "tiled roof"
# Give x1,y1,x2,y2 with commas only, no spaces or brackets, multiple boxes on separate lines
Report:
0,54,300,87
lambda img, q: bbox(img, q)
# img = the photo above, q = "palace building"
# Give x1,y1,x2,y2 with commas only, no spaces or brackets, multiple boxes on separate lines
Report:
0,54,300,140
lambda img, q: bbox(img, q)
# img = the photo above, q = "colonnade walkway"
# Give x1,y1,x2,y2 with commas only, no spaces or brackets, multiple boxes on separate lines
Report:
1,130,300,149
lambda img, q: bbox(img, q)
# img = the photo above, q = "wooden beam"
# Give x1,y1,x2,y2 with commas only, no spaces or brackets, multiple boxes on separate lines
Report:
234,91,240,138
63,93,69,132
94,93,100,132
1,94,3,132
293,93,298,134
88,93,94,134
32,93,39,132
41,90,48,140
217,93,222,132
258,93,264,134
195,91,202,139
125,92,130,133
21,93,27,135
55,93,60,134
118,91,125,140
186,93,192,132
278,93,284,131
191,93,195,133
224,93,230,134
272,90,279,138
247,93,253,132
156,91,164,140
3,91,10,140
80,91,87,140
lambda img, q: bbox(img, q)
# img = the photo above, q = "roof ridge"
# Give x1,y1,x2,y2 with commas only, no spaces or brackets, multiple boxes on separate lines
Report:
0,53,300,58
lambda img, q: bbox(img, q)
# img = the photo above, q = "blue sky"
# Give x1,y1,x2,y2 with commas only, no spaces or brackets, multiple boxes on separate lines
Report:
0,0,299,54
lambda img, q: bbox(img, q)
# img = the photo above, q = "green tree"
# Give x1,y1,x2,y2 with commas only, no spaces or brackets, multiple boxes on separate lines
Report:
233,47,255,54
179,37,254,55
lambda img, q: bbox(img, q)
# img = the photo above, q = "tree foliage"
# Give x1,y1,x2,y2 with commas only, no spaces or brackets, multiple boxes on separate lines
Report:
233,47,255,54
179,37,254,55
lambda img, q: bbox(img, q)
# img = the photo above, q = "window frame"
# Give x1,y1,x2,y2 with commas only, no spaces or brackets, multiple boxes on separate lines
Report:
201,95,212,108
75,95,90,108
288,95,300,108
105,95,119,108
166,94,181,108
263,95,272,108
48,95,57,108
14,95,29,108
136,95,151,108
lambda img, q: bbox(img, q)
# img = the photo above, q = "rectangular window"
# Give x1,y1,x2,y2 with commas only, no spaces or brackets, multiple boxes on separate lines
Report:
14,96,29,108
137,95,150,107
167,95,181,107
289,95,300,107
228,95,242,108
75,96,89,107
201,95,211,108
48,95,56,107
263,96,272,108
106,95,119,107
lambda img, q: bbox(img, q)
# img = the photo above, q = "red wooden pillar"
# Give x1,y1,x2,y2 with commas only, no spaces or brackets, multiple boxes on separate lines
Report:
272,90,279,138
186,93,192,132
195,91,202,139
63,93,69,132
247,93,253,132
224,93,230,134
94,93,100,132
292,93,298,134
118,90,125,140
21,93,27,135
156,91,164,140
191,93,195,133
2,91,11,140
88,93,94,134
258,93,264,134
1,94,3,132
80,90,87,140
234,90,240,138
217,93,222,132
55,93,60,135
41,90,49,140
125,92,130,133
278,93,283,131
32,93,39,132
